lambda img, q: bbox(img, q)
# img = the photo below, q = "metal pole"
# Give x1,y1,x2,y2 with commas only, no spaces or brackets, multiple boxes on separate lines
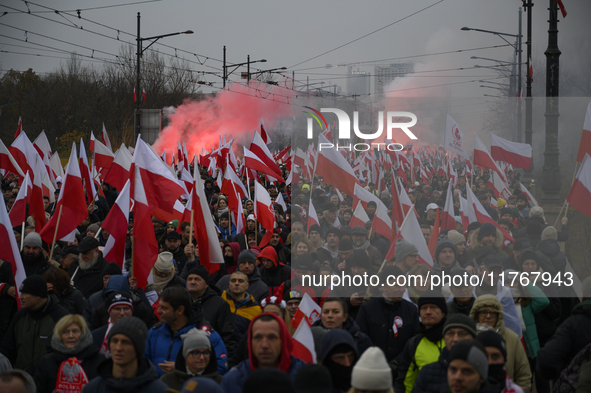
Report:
524,0,533,148
223,45,226,88
541,0,561,204
517,7,523,142
135,12,141,142
292,71,295,90
247,55,250,83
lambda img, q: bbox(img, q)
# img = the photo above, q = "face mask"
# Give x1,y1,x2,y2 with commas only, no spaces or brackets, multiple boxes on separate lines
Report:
510,287,521,298
488,364,506,387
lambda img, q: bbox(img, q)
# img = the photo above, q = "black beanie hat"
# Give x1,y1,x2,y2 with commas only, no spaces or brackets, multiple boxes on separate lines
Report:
338,238,354,252
443,314,478,337
477,331,507,363
467,222,482,233
418,289,447,314
478,223,497,240
449,340,489,380
108,316,147,358
102,262,123,277
349,250,371,270
20,274,48,298
188,265,210,283
518,248,538,267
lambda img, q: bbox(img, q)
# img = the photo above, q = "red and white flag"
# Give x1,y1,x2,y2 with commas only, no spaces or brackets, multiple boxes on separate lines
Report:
490,133,532,170
576,101,591,163
49,152,64,180
372,201,393,240
188,169,225,274
292,319,316,364
492,171,511,200
444,114,470,159
9,132,38,182
0,194,26,309
385,206,433,266
260,117,272,144
33,131,52,160
315,135,360,196
8,172,32,227
473,134,507,183
250,132,282,181
39,144,88,244
349,201,370,229
79,139,96,204
243,146,283,180
104,144,133,191
102,180,131,268
567,153,591,219
306,197,320,233
292,293,321,330
0,139,25,179
467,186,514,244
519,182,538,207
102,123,112,152
93,139,115,176
30,156,48,232
459,195,476,232
14,117,22,139
440,182,456,231
254,181,275,247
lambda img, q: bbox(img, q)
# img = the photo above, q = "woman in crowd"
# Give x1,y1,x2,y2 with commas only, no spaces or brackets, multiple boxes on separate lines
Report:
43,268,85,315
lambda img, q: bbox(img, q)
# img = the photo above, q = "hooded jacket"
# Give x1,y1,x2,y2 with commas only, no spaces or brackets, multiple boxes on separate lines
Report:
464,227,507,263
84,275,131,321
206,242,241,285
258,246,291,296
469,295,531,390
68,252,110,299
537,299,591,379
21,250,53,277
356,297,420,362
0,260,17,343
159,339,223,390
221,291,261,341
216,267,269,304
81,356,168,393
0,294,69,373
192,286,237,357
220,313,305,393
233,227,263,251
144,307,228,377
312,316,373,357
320,329,358,393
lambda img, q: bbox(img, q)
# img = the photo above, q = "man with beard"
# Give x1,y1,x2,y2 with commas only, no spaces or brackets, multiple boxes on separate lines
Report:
320,329,358,393
69,236,109,299
308,224,325,250
395,290,447,393
234,215,263,250
316,227,340,265
20,232,53,277
258,246,291,297
164,231,188,274
319,202,341,238
268,229,290,265
351,226,383,273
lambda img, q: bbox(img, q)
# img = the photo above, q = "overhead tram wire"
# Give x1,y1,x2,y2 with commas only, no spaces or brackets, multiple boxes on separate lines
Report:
2,0,163,14
287,0,445,69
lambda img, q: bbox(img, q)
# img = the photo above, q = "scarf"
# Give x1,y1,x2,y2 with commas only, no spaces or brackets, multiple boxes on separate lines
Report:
151,269,175,293
51,328,93,356
354,239,371,252
100,318,114,356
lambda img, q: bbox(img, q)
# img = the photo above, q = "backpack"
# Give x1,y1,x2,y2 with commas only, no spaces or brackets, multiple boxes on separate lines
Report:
552,343,591,393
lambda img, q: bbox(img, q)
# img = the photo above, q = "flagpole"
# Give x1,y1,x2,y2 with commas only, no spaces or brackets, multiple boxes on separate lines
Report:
554,161,580,227
20,222,25,251
48,205,63,262
189,209,195,245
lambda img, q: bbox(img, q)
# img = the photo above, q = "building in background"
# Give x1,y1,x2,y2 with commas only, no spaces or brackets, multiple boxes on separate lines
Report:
347,67,371,97
374,63,414,95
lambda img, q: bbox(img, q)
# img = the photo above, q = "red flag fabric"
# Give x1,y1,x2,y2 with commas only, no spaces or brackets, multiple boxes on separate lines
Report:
349,201,370,229
9,132,38,182
0,194,26,309
519,182,539,207
189,171,224,274
440,182,456,231
250,131,282,180
428,208,440,258
490,133,532,170
473,134,507,182
244,146,283,180
292,319,316,364
385,206,433,266
102,179,131,268
292,293,321,330
260,117,272,144
102,123,112,152
133,88,137,103
254,181,275,247
39,144,89,244
315,135,360,196
79,139,96,205
33,131,52,161
93,139,115,175
467,187,514,244
8,172,31,227
576,101,591,163
306,196,320,233
0,139,25,179
372,201,393,240
30,156,48,232
14,117,22,139
567,153,591,219
104,144,133,191
557,0,567,18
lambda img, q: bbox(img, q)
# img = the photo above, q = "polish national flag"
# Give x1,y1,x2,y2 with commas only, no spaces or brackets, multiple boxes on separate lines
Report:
275,192,287,213
440,182,456,231
102,180,131,268
459,195,476,232
79,139,97,204
385,206,433,266
9,132,38,182
39,144,89,244
390,174,405,231
14,117,22,139
30,156,48,232
576,101,591,163
250,131,282,180
0,194,26,309
42,172,56,203
372,201,393,240
352,183,381,210
260,117,272,144
8,172,32,227
519,182,538,207
292,293,321,330
490,133,532,170
93,139,115,175
188,169,225,274
254,181,275,247
473,134,507,183
244,146,283,180
567,153,591,219
104,144,133,191
49,152,65,180
492,171,511,200
33,131,52,160
398,179,415,217
102,123,112,152
315,135,360,196
349,200,370,229
292,319,316,364
467,186,514,244
0,139,25,179
306,197,320,233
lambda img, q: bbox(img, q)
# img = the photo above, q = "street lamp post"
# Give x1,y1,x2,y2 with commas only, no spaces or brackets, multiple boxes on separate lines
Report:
135,12,193,141
222,47,267,87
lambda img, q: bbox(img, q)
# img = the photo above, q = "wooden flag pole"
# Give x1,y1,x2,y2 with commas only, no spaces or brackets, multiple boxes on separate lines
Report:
189,209,195,246
20,222,25,251
48,205,63,262
554,161,580,227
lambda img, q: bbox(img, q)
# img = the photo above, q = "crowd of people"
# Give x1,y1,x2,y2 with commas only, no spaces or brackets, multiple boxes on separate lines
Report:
1,159,590,393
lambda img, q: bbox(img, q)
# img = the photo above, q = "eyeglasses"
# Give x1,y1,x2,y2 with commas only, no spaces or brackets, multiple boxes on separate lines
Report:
189,350,211,359
478,311,499,317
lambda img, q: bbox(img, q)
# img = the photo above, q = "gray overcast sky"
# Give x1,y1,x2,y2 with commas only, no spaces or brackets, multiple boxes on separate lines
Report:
1,0,589,149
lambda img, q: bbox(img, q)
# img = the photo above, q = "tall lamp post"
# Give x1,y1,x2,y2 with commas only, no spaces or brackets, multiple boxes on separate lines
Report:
462,22,523,142
222,46,267,88
135,12,193,141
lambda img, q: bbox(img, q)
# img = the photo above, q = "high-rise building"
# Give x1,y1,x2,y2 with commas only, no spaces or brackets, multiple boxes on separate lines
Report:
374,63,414,95
347,68,371,96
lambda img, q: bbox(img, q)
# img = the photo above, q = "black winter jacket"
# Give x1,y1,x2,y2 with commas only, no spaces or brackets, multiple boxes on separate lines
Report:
413,347,449,393
57,288,86,315
192,286,237,357
69,254,110,299
81,357,168,393
356,297,420,362
312,317,373,356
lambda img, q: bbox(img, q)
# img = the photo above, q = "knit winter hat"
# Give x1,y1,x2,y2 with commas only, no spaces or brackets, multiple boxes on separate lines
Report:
448,339,489,380
86,223,100,234
394,238,418,261
541,226,558,241
477,331,507,363
447,230,466,246
23,232,42,248
176,377,223,393
443,314,478,338
338,238,354,252
108,316,147,358
188,265,209,283
348,250,371,270
20,274,48,298
154,251,174,273
237,250,257,265
418,289,447,314
102,262,123,277
167,219,179,229
435,237,457,261
518,248,538,267
181,328,211,359
106,290,134,313
294,364,332,393
350,347,392,391
529,206,544,218
478,223,497,240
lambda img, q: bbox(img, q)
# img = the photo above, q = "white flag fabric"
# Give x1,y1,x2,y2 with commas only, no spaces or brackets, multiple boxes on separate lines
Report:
444,114,470,159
